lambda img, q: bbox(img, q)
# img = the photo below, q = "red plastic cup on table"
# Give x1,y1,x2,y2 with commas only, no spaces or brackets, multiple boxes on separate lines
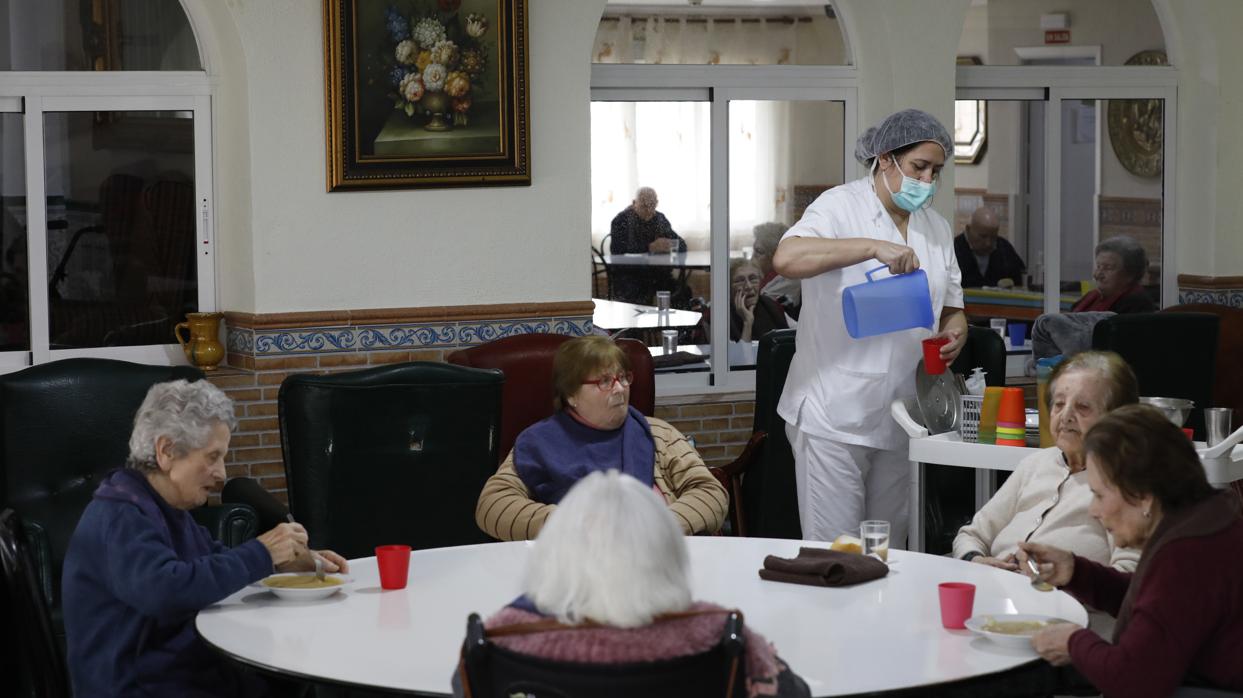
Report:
938,582,976,629
375,544,412,590
1182,427,1195,440
921,337,951,375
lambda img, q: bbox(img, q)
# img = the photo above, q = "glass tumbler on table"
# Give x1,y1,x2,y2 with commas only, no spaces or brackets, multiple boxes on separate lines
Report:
860,520,890,562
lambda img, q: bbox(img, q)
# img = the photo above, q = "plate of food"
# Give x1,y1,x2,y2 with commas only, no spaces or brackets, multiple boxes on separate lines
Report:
255,572,353,601
964,614,1072,649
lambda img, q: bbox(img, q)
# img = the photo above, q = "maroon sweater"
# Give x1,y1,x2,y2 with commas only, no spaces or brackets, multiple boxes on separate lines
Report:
1063,494,1243,697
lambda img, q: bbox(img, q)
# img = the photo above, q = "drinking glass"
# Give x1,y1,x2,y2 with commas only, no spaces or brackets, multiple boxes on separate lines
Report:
860,520,890,562
655,290,671,313
990,318,1007,339
1206,408,1233,447
661,329,678,355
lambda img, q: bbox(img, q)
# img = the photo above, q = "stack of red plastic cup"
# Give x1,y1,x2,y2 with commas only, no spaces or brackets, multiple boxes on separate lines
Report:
996,387,1026,446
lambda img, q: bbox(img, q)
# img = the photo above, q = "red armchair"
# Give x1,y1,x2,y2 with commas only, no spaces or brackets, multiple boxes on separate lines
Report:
446,333,655,462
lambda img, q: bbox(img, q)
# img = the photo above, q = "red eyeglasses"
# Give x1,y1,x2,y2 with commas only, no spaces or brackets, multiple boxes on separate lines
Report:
582,372,634,391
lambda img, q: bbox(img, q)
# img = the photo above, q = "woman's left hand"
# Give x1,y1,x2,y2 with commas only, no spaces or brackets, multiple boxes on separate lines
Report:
932,326,967,363
1032,622,1080,666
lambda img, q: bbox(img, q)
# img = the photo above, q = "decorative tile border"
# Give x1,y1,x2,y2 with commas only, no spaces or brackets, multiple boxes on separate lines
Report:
1178,288,1243,308
1177,275,1243,309
223,302,595,358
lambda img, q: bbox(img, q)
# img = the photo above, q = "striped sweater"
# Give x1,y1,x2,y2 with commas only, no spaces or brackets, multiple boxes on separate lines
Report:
476,416,729,540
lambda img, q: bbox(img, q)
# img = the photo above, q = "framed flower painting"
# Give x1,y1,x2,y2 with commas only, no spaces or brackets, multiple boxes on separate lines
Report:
324,0,530,190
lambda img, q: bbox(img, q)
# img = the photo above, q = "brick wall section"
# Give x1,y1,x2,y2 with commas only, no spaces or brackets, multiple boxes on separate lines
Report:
655,392,756,469
207,353,756,500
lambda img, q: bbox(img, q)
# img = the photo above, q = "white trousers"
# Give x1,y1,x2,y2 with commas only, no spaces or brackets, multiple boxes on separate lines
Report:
786,422,911,547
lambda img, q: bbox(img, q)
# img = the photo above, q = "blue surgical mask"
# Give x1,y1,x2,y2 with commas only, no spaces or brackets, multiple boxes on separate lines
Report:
881,155,936,212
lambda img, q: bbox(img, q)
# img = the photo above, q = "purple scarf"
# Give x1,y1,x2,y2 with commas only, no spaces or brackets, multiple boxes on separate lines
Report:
513,406,655,504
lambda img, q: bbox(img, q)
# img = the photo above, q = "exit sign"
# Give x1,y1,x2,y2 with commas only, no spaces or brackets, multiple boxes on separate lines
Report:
1045,30,1071,44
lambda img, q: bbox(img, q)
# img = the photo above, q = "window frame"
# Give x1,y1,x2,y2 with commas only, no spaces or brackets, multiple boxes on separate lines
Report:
592,64,858,396
0,71,215,371
956,64,1179,314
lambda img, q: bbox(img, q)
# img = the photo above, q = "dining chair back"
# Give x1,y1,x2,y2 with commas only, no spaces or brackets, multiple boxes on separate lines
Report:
446,333,654,462
278,362,503,557
0,508,71,698
0,358,255,622
458,610,746,698
1092,312,1218,437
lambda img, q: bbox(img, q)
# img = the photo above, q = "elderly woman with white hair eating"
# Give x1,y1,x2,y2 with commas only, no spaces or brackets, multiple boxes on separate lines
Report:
62,379,347,697
458,470,810,697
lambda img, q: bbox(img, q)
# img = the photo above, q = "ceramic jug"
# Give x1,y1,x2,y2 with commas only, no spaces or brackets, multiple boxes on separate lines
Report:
174,312,225,371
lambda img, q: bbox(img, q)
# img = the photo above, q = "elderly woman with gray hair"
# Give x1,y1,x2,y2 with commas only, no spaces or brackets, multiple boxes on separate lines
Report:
1032,235,1157,359
459,470,809,697
751,221,801,316
62,379,347,697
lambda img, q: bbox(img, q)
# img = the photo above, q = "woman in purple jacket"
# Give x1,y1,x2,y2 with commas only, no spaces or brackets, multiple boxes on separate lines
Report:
62,379,348,697
1021,404,1243,697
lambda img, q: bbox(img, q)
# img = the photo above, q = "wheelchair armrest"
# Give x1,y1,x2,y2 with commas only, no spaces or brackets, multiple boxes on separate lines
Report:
191,503,259,548
19,518,55,607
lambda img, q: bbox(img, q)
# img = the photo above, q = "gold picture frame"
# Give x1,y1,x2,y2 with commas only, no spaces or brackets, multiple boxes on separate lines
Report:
324,0,530,191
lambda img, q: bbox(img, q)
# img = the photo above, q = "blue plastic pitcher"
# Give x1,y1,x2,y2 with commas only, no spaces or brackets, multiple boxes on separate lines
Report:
842,265,934,339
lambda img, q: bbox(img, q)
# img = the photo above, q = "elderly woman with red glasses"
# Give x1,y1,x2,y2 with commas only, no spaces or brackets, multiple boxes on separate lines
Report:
476,336,727,541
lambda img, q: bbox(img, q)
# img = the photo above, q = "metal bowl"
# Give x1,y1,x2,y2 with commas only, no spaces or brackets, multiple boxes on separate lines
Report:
1139,397,1195,427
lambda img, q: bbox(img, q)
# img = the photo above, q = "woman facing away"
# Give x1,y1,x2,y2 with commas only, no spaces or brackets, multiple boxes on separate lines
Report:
458,470,809,698
475,335,727,540
1022,405,1243,697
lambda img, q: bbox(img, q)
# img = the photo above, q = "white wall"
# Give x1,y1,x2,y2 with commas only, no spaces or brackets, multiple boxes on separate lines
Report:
191,0,1242,316
204,0,606,314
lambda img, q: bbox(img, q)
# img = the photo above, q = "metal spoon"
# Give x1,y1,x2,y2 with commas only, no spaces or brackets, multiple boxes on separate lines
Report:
286,513,325,582
1026,557,1054,592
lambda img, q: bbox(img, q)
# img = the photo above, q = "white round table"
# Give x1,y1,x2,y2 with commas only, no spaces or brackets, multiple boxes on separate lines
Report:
196,537,1087,697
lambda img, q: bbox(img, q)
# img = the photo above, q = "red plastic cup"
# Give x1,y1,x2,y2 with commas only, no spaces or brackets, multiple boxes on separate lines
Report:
921,337,951,375
375,545,411,590
1182,428,1195,440
938,582,976,629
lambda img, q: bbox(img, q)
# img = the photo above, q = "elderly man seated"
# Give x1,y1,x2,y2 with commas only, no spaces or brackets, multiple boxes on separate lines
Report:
62,379,347,697
953,206,1026,288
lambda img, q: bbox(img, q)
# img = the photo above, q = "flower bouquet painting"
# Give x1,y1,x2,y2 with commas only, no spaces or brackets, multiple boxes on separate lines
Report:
325,0,529,191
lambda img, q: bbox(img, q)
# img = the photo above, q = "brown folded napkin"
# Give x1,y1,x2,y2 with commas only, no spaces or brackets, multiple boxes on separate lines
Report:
758,546,889,587
651,351,706,369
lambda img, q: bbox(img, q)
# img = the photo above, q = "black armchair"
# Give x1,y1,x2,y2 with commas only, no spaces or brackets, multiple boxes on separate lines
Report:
279,361,504,558
711,329,800,539
1092,312,1219,438
0,358,257,631
458,610,746,698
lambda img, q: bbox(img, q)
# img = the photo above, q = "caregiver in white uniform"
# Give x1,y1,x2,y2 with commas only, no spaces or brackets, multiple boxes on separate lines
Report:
771,109,968,545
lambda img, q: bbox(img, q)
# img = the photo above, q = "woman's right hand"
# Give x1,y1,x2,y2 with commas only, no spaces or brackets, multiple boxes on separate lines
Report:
871,241,919,275
970,554,1020,572
1017,542,1075,587
257,522,309,568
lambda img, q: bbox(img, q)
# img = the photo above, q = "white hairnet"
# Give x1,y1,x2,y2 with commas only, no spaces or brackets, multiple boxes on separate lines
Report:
854,109,953,165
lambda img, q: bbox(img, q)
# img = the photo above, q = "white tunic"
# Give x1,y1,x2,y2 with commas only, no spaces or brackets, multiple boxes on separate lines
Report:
777,177,963,450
